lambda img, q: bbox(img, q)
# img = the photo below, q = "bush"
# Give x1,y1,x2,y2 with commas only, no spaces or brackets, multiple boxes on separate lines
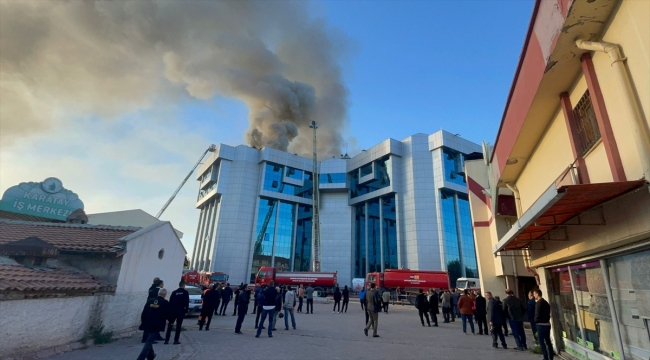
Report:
81,325,114,345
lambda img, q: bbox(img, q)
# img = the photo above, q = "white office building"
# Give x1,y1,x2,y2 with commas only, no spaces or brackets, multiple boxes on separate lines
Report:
191,130,482,287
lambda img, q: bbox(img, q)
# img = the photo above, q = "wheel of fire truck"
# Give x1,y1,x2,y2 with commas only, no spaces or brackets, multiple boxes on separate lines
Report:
407,294,416,306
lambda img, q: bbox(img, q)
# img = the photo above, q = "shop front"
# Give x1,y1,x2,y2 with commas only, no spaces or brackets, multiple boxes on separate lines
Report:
544,248,650,360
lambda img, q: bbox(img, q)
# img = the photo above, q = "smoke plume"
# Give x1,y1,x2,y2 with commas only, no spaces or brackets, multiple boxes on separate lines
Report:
0,0,349,156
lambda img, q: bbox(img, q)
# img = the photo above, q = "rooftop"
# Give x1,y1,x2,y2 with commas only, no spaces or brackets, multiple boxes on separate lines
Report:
0,219,140,254
0,262,114,296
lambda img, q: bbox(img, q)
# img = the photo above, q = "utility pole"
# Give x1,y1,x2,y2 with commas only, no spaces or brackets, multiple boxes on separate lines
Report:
310,121,321,272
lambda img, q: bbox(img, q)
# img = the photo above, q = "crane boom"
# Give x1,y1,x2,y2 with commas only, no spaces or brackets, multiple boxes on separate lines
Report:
156,144,217,219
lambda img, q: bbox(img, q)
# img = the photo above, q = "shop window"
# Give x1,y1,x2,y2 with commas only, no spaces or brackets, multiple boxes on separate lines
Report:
573,90,601,155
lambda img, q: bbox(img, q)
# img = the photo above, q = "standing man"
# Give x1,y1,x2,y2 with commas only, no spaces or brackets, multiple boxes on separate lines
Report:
297,284,305,313
527,290,538,342
198,284,217,331
428,289,439,327
333,286,342,313
534,290,554,360
283,285,297,330
486,292,507,349
458,289,476,335
165,281,189,345
138,288,169,360
255,281,278,338
382,288,391,313
143,279,164,343
474,291,488,335
219,283,233,316
415,288,431,327
503,289,527,350
342,285,350,313
254,284,267,329
305,284,315,314
359,286,367,311
451,289,460,321
213,283,223,316
441,289,452,323
363,283,381,338
232,283,242,316
234,284,251,334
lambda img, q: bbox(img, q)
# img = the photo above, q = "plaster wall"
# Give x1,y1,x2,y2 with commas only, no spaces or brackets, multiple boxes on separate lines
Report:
591,0,650,181
583,142,612,183
116,223,186,294
57,254,122,285
516,109,574,214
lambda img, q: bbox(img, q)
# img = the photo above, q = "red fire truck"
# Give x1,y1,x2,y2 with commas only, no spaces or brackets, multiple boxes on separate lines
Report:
255,266,337,288
198,271,229,287
366,269,450,304
182,270,200,285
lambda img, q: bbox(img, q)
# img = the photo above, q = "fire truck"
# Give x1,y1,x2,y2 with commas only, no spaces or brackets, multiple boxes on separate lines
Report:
255,266,337,289
197,271,229,287
181,270,200,285
366,269,450,305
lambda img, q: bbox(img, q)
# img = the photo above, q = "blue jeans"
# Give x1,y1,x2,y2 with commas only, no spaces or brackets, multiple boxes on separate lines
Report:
284,308,296,329
137,331,157,360
537,325,554,360
255,309,274,337
461,314,475,333
509,319,527,348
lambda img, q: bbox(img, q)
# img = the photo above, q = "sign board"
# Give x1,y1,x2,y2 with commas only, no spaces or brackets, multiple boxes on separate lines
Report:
0,178,84,221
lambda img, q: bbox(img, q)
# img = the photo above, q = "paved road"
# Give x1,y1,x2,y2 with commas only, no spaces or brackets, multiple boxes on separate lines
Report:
46,301,541,360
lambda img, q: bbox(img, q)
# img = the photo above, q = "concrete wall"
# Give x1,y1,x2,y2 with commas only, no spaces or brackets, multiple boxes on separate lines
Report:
116,222,186,293
0,292,144,358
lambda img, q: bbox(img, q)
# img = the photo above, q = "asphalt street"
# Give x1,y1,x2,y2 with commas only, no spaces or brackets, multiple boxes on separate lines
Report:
45,301,542,360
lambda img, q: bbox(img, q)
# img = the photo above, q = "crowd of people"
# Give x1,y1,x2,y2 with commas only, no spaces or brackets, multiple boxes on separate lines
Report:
137,278,554,360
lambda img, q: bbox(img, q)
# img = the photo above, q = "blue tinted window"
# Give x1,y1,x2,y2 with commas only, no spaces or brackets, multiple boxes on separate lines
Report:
285,167,303,180
458,194,478,278
368,199,381,273
293,204,312,271
319,173,345,184
263,163,312,198
252,198,278,278
354,204,366,278
441,189,462,287
360,163,373,177
443,148,466,185
350,156,391,199
274,202,295,271
382,195,398,270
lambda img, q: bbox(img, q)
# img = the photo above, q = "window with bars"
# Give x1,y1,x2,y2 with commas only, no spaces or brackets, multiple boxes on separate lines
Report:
573,90,601,155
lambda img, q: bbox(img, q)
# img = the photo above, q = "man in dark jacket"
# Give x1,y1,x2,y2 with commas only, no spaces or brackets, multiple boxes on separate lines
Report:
199,284,218,331
143,278,164,342
254,284,267,329
503,289,527,350
342,285,350,313
219,283,233,316
527,290,538,342
486,292,507,349
428,289,439,327
474,291,488,335
165,281,189,344
235,284,251,334
233,283,243,316
213,283,223,316
138,288,169,360
415,288,431,327
451,290,461,320
255,281,278,338
363,283,381,337
534,290,554,360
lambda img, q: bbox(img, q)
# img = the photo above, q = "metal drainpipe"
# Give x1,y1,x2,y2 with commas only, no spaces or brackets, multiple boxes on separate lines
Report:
600,259,625,359
576,39,650,185
506,183,522,296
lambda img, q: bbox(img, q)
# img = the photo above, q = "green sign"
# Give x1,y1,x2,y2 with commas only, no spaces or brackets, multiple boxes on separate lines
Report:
0,178,84,221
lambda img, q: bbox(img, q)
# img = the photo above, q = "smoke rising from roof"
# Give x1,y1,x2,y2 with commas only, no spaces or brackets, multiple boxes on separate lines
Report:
0,0,349,156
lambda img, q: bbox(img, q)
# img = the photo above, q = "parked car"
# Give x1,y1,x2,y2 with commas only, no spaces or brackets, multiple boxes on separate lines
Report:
186,285,203,317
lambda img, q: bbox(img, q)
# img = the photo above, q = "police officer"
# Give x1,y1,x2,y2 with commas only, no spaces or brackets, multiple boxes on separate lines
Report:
138,288,169,360
165,281,189,345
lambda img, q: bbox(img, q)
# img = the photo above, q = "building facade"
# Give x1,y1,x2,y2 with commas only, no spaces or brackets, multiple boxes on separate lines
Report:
191,130,481,288
466,1,650,360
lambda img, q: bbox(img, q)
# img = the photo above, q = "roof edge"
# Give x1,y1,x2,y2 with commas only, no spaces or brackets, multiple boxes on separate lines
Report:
490,0,542,164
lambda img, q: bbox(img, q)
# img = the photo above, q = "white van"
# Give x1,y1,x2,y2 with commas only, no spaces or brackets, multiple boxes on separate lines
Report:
456,277,480,292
